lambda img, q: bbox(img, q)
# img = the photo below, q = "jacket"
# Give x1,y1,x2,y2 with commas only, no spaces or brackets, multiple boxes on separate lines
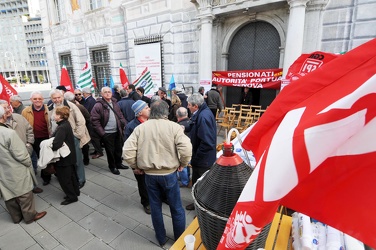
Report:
51,120,76,167
189,102,217,168
118,97,135,122
0,124,34,201
124,117,141,141
6,113,35,155
48,100,90,148
37,137,71,168
91,97,126,137
123,119,192,175
206,88,223,111
83,95,96,113
22,104,51,136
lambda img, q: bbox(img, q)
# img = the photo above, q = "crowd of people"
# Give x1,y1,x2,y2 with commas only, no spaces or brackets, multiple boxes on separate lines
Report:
0,83,220,248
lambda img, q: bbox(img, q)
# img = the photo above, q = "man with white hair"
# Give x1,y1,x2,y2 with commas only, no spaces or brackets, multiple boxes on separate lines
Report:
47,89,90,188
91,87,126,175
9,95,25,114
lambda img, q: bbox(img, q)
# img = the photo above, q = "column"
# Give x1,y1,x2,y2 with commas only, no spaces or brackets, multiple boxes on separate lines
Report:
199,13,214,83
282,0,310,75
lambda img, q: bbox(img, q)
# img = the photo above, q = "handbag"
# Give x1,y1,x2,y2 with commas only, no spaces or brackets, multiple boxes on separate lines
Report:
44,163,56,175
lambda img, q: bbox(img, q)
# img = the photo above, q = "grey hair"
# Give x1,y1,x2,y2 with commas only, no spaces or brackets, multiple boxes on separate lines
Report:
101,86,111,93
150,95,160,103
120,89,128,98
150,100,169,119
176,107,188,118
64,91,75,102
114,84,121,91
9,95,22,102
49,89,63,98
0,99,7,105
82,87,92,94
188,93,204,108
0,105,4,117
30,91,43,99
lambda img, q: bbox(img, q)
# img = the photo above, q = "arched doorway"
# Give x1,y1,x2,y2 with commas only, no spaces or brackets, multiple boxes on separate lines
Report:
226,21,281,108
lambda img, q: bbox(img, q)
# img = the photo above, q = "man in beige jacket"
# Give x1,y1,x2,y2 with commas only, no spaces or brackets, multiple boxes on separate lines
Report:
123,100,192,247
0,106,47,224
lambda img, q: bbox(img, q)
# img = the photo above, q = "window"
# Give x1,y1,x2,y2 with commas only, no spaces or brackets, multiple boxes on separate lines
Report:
60,53,75,85
53,0,66,23
90,47,110,91
90,0,102,10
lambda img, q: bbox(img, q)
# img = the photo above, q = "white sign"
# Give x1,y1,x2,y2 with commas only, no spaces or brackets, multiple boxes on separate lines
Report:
134,43,162,94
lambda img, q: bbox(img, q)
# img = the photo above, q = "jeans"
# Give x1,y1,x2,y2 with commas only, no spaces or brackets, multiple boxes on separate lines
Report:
74,137,85,184
177,167,190,186
145,172,186,245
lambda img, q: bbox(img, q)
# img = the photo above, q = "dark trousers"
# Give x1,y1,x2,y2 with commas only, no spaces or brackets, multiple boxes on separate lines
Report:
55,164,80,201
192,167,210,185
82,143,89,162
89,125,103,154
210,108,217,118
134,172,149,207
5,191,36,223
103,132,123,170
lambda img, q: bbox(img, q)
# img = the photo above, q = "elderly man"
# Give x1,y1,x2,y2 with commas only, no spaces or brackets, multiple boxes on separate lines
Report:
91,86,126,175
206,84,224,117
0,105,47,224
74,89,85,105
124,100,150,214
118,89,135,123
123,100,192,247
176,107,191,187
9,95,25,114
48,89,90,188
0,99,43,194
157,87,172,110
185,93,217,210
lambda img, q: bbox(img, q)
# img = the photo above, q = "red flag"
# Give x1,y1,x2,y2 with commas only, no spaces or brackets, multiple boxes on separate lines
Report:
218,38,376,249
60,65,74,92
119,63,130,89
0,74,18,102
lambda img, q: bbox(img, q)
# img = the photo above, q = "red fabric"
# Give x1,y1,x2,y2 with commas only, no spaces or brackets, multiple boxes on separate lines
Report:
218,38,376,249
60,66,74,92
120,64,130,89
33,108,49,138
0,74,18,102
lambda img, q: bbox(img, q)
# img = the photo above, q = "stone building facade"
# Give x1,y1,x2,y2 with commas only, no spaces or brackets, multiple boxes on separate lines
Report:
40,0,376,106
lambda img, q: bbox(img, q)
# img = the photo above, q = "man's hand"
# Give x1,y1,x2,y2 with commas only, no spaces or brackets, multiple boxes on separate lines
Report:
177,166,184,172
133,169,145,175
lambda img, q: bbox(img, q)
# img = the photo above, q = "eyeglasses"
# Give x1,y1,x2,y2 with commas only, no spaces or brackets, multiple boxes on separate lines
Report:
75,93,82,96
32,98,43,100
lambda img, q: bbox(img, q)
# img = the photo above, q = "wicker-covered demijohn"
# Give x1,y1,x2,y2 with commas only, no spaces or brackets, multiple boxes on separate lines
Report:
192,143,271,250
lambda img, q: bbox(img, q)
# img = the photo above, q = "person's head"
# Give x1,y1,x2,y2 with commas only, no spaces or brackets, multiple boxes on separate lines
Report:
74,89,83,101
187,93,204,114
49,89,64,106
158,87,167,98
136,87,145,97
176,107,188,122
198,86,205,94
30,91,44,109
0,100,12,118
101,87,112,102
56,85,67,93
217,85,223,91
244,87,249,93
9,95,23,109
171,94,181,106
0,105,5,121
120,89,128,98
150,100,169,119
131,100,150,119
82,87,92,98
150,95,160,103
54,106,70,122
64,91,76,102
127,84,136,94
114,85,121,93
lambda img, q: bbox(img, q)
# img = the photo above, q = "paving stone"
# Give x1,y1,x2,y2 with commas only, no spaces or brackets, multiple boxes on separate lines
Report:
95,204,140,230
34,230,59,249
35,183,62,199
81,181,113,201
37,206,71,233
26,243,44,250
79,193,101,208
58,200,95,221
0,226,36,250
109,229,161,250
107,181,138,197
90,173,120,189
0,212,18,236
34,194,52,211
100,193,137,213
21,219,45,236
83,167,101,180
52,222,94,249
0,202,6,213
80,237,114,250
78,211,125,244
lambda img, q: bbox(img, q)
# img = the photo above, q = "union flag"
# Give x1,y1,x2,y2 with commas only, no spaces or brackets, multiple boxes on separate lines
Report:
218,38,376,249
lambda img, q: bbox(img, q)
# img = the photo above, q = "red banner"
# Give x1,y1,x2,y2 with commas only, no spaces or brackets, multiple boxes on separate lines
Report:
0,74,18,102
212,68,283,89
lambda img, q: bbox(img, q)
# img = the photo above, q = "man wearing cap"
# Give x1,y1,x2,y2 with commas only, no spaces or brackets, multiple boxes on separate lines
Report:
157,87,171,110
123,100,151,214
123,100,192,247
91,87,127,175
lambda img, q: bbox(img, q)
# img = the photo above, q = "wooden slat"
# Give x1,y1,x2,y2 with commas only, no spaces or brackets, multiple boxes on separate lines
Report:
265,213,282,250
170,217,201,250
275,215,292,250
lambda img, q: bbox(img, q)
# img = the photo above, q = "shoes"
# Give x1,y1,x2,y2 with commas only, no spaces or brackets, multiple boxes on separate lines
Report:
186,203,195,210
32,187,43,193
118,164,129,170
26,211,47,224
91,153,103,159
83,160,89,165
79,181,85,189
143,205,151,214
61,199,78,205
42,181,50,186
110,168,120,175
90,151,97,155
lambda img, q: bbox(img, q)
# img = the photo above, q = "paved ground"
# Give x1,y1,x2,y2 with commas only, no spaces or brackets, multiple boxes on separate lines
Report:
0,150,199,250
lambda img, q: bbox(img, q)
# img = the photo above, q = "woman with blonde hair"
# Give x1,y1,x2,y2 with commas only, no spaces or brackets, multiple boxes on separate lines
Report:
168,94,181,122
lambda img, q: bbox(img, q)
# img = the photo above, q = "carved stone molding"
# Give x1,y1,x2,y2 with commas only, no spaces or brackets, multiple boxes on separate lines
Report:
287,0,310,8
306,0,330,11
